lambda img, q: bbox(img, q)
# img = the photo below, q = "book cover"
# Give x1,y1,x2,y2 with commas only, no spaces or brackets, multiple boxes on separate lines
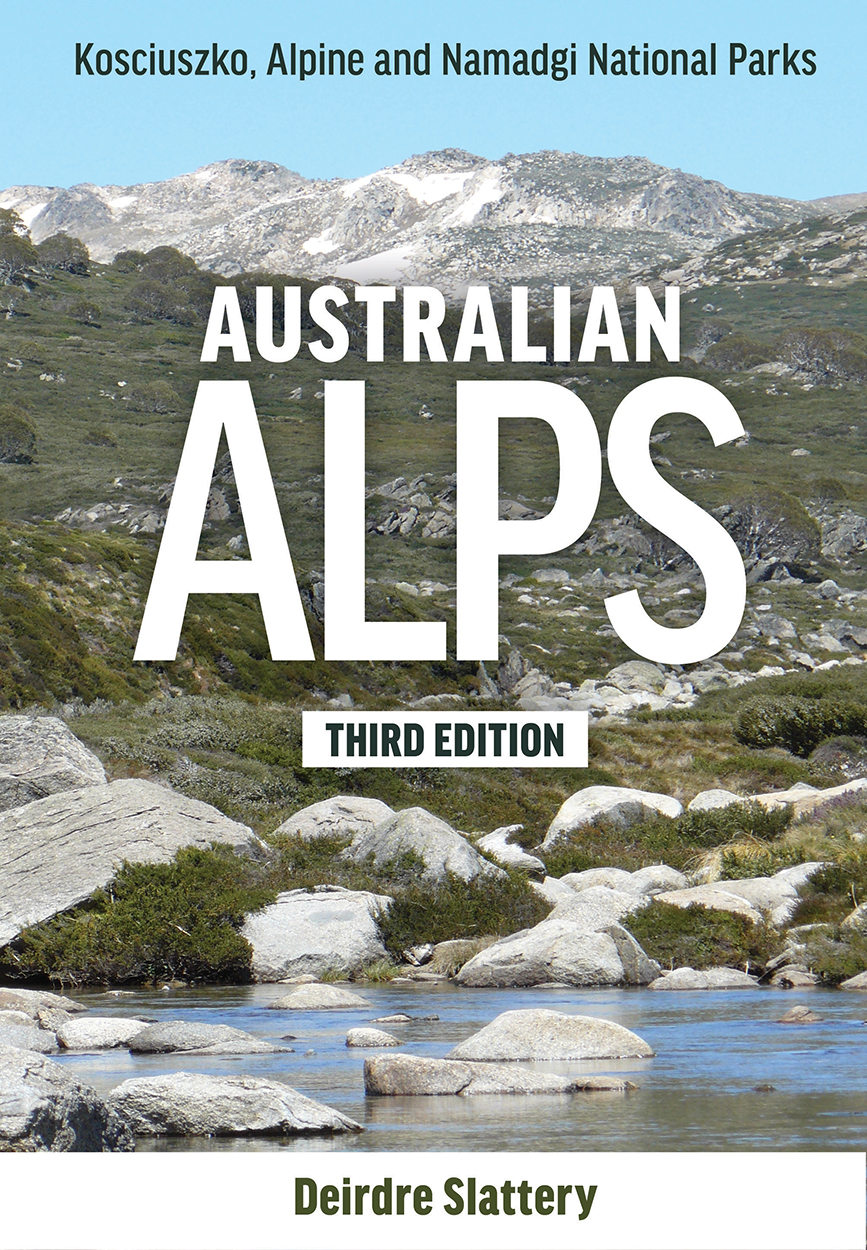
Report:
0,1,865,1247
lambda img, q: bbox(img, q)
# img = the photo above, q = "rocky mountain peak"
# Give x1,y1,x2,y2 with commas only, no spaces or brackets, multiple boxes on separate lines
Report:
0,150,838,294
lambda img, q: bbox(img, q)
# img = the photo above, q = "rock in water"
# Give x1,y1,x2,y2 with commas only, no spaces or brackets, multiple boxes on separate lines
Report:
0,1046,134,1150
543,786,683,847
0,988,86,1017
778,1005,823,1024
57,1018,151,1050
769,967,819,988
345,806,505,882
0,715,106,811
0,777,268,945
838,970,867,990
241,885,392,981
0,1024,58,1053
272,795,395,840
266,983,369,1010
105,1073,362,1136
445,1008,654,1061
648,967,759,990
363,1053,624,1097
345,1028,400,1048
128,1022,277,1055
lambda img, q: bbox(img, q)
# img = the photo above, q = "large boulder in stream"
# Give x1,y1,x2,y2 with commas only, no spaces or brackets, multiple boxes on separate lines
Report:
838,970,867,990
648,967,759,990
446,1008,654,1061
346,1028,400,1048
128,1022,278,1055
57,1018,151,1051
267,983,369,1010
241,885,392,981
363,1053,637,1097
0,988,85,1018
106,1073,362,1136
0,778,268,946
0,1023,58,1053
0,1047,134,1151
0,715,106,812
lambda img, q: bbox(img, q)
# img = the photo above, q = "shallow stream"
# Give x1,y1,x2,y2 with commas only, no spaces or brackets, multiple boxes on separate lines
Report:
53,982,867,1152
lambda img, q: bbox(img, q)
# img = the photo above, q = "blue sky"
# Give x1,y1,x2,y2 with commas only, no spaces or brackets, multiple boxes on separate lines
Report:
3,0,863,199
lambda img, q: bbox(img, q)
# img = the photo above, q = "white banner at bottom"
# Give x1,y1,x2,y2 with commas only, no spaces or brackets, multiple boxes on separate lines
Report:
0,1150,861,1250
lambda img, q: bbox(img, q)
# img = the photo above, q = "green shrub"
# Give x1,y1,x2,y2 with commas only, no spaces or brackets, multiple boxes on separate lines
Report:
359,958,401,982
0,405,36,464
626,901,778,971
0,845,273,986
800,929,867,984
778,327,867,385
112,249,148,273
376,870,549,956
84,426,117,447
37,234,90,275
672,803,792,846
703,334,770,372
718,844,809,879
123,380,182,413
735,696,867,756
69,299,101,326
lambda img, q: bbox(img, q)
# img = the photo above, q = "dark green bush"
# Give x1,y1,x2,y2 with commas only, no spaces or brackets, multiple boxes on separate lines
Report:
800,929,867,984
112,249,148,272
735,696,867,756
778,327,867,385
0,405,36,464
123,380,182,413
718,845,808,879
0,845,273,986
0,828,549,986
84,426,117,447
626,901,778,971
376,870,549,955
37,233,90,275
69,298,101,325
703,333,770,372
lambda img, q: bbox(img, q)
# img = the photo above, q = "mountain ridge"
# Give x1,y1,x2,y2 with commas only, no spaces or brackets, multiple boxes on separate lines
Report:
0,149,824,295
